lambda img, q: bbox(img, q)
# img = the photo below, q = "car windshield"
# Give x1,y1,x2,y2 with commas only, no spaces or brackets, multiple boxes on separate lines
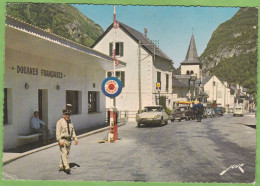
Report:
236,108,242,111
144,107,161,112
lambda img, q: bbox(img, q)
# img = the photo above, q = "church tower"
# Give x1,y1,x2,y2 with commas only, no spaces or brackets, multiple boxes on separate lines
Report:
180,34,202,80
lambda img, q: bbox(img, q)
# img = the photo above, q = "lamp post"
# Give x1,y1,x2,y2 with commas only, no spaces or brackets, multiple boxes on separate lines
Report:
188,74,197,101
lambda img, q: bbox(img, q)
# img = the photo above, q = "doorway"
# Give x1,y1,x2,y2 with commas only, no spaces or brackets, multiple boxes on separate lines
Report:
38,89,48,123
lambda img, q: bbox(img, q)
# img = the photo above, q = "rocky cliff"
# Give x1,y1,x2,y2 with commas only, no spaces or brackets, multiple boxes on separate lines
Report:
6,3,104,47
199,7,258,96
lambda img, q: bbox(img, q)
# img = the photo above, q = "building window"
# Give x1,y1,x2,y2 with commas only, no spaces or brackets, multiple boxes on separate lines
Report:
186,71,190,75
157,71,161,83
166,74,169,91
88,91,98,113
191,71,194,74
109,42,124,57
3,88,8,125
66,90,79,115
3,88,12,125
107,71,125,87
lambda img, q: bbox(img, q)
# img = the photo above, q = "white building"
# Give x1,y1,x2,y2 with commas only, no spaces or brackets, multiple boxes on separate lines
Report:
3,15,125,150
202,75,235,108
92,22,174,120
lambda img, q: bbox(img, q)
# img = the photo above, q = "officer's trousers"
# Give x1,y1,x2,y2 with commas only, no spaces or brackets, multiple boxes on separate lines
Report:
59,140,71,170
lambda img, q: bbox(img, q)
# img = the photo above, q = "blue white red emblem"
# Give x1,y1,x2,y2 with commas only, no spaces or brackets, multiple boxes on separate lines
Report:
102,77,122,98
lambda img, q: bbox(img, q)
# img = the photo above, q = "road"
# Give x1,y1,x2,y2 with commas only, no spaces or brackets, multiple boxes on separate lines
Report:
2,113,256,183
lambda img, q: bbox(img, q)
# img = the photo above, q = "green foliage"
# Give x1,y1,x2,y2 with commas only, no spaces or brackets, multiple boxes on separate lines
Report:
200,7,258,99
6,3,104,47
209,52,257,98
159,96,166,108
165,107,172,116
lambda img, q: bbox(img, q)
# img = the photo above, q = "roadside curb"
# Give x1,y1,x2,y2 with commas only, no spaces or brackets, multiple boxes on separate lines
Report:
3,122,126,165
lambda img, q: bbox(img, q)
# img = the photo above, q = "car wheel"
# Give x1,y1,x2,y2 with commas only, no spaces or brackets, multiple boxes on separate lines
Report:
137,122,141,127
171,119,175,122
178,119,181,122
165,120,168,125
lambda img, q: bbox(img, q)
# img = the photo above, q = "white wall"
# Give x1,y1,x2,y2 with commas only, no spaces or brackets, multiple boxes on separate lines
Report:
94,27,173,120
181,64,201,79
4,47,107,150
204,76,233,107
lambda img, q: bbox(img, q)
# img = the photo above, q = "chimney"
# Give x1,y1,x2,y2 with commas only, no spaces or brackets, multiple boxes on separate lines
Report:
144,28,147,37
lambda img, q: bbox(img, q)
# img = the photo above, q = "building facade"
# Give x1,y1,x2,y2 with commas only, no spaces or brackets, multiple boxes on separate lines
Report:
92,22,174,120
3,15,125,150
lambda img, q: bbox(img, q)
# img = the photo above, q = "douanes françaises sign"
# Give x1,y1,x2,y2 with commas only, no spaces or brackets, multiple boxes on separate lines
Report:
16,65,64,78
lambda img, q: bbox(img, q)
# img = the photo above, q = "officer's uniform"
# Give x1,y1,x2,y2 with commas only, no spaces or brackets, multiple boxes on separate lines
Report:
56,110,77,171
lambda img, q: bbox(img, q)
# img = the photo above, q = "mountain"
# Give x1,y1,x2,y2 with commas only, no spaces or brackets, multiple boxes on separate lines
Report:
199,7,258,96
6,3,104,47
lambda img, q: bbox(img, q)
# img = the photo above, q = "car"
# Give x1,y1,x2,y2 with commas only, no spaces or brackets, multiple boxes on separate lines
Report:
228,108,234,113
136,105,169,127
233,106,244,117
171,106,193,122
213,107,224,116
206,108,215,118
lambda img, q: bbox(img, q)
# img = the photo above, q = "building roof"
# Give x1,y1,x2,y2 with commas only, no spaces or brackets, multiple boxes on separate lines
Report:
181,34,201,65
5,14,126,69
173,75,191,87
91,21,173,62
201,76,212,86
172,76,188,88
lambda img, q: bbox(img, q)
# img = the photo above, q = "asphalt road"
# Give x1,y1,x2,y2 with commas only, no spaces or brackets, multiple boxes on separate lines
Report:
2,113,256,183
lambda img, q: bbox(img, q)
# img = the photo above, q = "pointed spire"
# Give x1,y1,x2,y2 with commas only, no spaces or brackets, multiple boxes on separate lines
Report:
181,34,200,64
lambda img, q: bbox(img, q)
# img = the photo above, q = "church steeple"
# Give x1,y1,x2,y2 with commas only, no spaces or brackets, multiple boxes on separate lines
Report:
181,34,200,65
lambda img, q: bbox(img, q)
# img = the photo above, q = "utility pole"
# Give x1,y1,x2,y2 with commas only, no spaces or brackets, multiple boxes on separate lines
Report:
138,40,142,113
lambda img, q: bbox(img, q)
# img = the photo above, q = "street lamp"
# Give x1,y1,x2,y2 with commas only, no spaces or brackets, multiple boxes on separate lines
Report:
188,74,197,101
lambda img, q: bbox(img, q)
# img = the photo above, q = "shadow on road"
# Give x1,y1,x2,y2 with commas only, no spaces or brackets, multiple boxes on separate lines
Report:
69,163,80,168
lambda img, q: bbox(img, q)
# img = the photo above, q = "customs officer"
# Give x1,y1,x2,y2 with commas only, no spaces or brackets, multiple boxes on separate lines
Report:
56,109,78,173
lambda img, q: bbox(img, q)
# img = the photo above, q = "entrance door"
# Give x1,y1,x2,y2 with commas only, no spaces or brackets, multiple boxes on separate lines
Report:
38,89,48,123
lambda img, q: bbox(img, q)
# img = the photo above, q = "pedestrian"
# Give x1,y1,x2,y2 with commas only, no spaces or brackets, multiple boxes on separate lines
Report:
197,101,204,122
56,108,78,173
191,102,198,120
31,111,51,144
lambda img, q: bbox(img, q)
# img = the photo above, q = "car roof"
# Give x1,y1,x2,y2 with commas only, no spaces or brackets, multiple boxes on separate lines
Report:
144,105,163,107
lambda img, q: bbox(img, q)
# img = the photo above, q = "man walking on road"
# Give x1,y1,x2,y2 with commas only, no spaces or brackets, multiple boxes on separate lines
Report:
56,108,78,173
197,101,204,122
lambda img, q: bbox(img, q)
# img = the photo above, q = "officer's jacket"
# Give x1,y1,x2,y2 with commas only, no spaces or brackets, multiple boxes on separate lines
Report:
56,118,77,142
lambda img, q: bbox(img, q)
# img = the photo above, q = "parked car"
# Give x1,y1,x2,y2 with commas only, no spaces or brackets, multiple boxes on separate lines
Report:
213,107,224,116
171,106,193,122
206,108,215,118
228,108,234,113
233,106,244,117
136,105,169,127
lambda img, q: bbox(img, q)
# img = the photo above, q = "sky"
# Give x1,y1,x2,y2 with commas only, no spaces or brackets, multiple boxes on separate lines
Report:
72,4,239,68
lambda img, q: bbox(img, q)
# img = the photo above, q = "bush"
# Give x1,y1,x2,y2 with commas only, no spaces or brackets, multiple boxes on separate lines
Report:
165,107,172,116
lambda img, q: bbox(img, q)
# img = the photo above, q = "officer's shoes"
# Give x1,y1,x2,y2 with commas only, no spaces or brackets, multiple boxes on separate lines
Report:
58,167,64,171
64,169,71,174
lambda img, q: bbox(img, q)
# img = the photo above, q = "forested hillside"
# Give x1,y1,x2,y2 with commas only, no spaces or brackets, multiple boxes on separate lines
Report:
199,7,258,97
6,3,104,47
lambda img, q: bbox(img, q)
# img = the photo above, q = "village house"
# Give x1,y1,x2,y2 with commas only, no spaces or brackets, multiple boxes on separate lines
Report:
202,75,234,108
3,15,126,150
92,22,174,120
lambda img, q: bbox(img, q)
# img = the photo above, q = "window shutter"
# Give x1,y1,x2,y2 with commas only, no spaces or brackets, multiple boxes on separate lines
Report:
119,42,124,56
121,71,125,87
109,43,113,57
107,72,112,77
